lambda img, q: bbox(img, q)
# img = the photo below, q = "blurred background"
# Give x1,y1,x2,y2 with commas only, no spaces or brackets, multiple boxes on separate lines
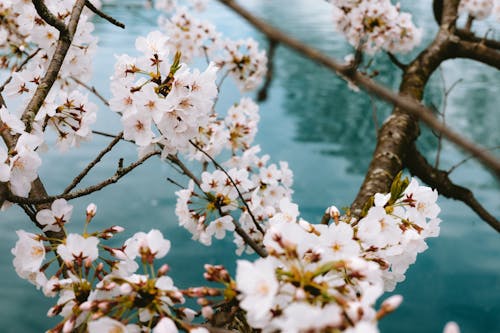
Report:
0,1,499,332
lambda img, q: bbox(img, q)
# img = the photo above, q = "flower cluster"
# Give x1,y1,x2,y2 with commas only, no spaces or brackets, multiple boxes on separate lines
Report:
0,107,43,198
12,202,210,332
215,38,268,91
1,0,98,107
176,152,294,255
459,0,495,20
328,0,422,54
155,0,208,13
158,7,220,62
110,30,218,156
230,175,440,332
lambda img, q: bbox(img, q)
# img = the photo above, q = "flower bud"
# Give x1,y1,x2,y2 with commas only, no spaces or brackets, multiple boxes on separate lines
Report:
381,294,403,312
201,306,213,319
443,322,460,333
62,318,74,333
86,203,97,219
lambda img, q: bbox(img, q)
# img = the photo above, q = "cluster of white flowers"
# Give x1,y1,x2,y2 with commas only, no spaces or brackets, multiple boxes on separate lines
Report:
175,150,294,254
186,97,260,161
12,202,211,332
0,107,43,198
158,7,219,62
110,30,218,156
233,176,440,332
216,38,268,91
328,0,422,54
459,0,496,20
155,0,208,13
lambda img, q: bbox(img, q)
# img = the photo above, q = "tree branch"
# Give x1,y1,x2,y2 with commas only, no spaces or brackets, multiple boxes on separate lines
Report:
32,0,68,34
451,38,500,69
6,151,160,205
85,0,125,29
63,132,124,194
405,144,500,233
21,0,87,127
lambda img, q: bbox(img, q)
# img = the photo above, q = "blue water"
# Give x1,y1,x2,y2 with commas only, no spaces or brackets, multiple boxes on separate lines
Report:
1,1,499,332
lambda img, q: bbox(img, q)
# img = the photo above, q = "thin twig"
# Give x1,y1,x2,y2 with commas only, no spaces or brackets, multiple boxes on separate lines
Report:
71,76,110,106
85,0,125,28
190,140,265,235
386,52,407,71
435,69,463,168
369,95,379,135
63,132,124,194
166,154,203,189
217,207,268,258
448,146,500,174
7,151,160,205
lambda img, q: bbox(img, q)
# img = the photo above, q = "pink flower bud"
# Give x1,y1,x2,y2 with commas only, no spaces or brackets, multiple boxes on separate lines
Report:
62,318,74,333
86,203,97,218
443,322,460,333
381,294,403,311
201,306,213,319
111,225,125,233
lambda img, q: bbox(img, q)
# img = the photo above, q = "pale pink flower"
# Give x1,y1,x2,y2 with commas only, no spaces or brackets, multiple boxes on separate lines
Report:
36,199,73,233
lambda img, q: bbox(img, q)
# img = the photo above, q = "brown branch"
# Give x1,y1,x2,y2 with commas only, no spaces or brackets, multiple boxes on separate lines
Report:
386,52,408,71
451,39,500,69
32,0,68,33
350,0,464,214
6,151,160,205
456,29,500,50
85,0,125,29
63,132,124,194
21,0,87,127
166,154,202,189
405,144,500,233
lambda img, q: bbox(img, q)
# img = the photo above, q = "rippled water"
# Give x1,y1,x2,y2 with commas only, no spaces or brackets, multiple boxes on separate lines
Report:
1,1,499,332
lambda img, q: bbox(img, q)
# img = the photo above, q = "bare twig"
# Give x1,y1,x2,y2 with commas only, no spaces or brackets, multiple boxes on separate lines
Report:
386,52,408,71
63,132,124,194
406,144,500,233
71,76,110,106
6,151,160,205
85,0,125,29
448,146,500,174
166,154,202,189
189,140,265,235
435,70,463,168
